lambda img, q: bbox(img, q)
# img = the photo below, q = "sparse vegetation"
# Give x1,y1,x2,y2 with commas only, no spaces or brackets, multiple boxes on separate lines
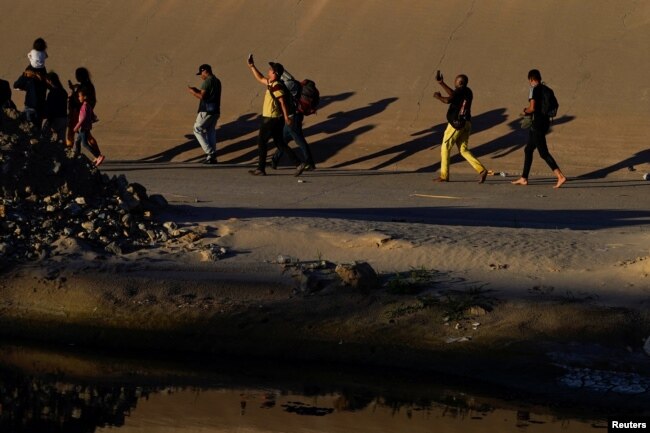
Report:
385,267,441,295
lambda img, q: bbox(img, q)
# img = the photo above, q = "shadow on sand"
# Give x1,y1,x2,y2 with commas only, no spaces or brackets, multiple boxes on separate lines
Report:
167,202,650,230
578,148,650,179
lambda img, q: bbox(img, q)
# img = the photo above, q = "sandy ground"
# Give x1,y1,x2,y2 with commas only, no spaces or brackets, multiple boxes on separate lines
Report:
1,0,650,410
1,164,649,409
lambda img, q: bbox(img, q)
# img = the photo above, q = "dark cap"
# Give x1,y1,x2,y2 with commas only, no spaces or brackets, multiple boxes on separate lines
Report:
196,64,212,75
269,62,284,77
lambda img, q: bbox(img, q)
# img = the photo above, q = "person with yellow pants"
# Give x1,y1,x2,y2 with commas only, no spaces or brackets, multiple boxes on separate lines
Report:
433,72,488,183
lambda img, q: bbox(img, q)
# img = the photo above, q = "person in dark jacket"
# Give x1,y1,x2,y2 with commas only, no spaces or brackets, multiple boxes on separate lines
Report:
0,78,15,131
42,72,68,144
0,78,13,109
13,67,47,127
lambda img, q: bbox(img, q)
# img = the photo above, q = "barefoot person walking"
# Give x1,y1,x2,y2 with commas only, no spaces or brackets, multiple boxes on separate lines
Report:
511,69,566,188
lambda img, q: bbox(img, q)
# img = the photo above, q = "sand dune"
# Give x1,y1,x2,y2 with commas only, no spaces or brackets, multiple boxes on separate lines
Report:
2,0,649,175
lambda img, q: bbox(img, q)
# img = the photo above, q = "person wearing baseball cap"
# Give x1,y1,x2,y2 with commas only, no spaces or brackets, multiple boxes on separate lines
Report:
187,63,221,164
246,54,305,176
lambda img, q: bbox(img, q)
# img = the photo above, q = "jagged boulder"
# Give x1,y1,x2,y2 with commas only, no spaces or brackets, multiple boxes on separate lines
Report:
335,261,379,290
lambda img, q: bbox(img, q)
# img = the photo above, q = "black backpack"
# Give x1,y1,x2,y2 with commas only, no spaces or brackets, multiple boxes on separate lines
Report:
539,83,559,118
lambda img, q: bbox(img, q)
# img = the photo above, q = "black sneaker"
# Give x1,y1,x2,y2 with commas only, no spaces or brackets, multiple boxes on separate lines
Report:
202,157,217,165
305,163,316,171
270,159,278,170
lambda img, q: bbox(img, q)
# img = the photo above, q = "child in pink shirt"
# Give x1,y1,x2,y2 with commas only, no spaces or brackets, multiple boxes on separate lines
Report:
73,89,105,166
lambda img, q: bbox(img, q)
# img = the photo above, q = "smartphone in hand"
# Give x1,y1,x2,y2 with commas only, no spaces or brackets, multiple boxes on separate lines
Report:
435,70,443,81
247,53,254,65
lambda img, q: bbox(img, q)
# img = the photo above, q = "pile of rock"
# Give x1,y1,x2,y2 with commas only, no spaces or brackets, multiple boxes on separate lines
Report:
0,107,178,264
281,257,380,294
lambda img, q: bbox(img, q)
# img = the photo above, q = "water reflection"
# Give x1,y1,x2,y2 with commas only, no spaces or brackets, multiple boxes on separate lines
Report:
0,344,607,433
0,371,153,432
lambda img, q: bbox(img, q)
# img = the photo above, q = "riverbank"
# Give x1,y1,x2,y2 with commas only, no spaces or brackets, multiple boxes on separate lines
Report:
2,210,650,414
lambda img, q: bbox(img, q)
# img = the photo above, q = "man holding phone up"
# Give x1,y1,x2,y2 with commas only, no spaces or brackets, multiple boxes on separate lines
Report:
433,70,488,183
188,64,221,164
246,54,305,176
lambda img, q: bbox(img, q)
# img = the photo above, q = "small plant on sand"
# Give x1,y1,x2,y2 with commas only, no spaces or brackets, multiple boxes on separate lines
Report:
385,266,441,295
439,286,493,320
386,301,428,319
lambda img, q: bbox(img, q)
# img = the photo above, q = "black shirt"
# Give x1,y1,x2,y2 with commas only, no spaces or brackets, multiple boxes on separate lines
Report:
14,74,47,115
45,87,68,119
531,85,550,132
446,86,473,125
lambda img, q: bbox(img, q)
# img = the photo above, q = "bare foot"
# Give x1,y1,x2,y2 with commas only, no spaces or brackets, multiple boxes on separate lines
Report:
478,170,488,184
554,175,566,189
511,177,528,186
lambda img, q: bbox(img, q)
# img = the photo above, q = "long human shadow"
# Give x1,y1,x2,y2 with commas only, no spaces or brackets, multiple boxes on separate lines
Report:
139,113,260,163
219,92,359,165
484,114,576,159
303,97,399,164
140,99,361,164
317,91,355,110
578,148,650,179
140,134,198,163
333,108,508,170
212,113,261,163
168,204,650,230
416,114,576,173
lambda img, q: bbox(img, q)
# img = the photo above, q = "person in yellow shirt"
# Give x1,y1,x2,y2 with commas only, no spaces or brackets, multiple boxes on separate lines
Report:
247,55,305,176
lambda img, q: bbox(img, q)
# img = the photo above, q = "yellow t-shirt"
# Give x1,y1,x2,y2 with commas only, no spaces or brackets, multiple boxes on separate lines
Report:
262,80,285,118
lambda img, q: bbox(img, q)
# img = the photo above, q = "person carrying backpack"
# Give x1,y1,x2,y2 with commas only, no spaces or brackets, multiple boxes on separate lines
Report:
270,68,317,171
246,55,305,176
511,69,566,189
433,71,488,183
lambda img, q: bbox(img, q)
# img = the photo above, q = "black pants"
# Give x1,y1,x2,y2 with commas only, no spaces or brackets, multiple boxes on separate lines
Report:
257,117,299,170
522,127,559,179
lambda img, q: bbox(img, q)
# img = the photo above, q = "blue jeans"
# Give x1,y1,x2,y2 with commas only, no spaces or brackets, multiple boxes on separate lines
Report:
73,130,100,158
272,112,314,166
24,107,39,126
193,112,218,159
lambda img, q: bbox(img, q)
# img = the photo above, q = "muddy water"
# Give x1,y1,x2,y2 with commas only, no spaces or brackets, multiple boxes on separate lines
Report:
95,389,604,433
0,344,606,433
